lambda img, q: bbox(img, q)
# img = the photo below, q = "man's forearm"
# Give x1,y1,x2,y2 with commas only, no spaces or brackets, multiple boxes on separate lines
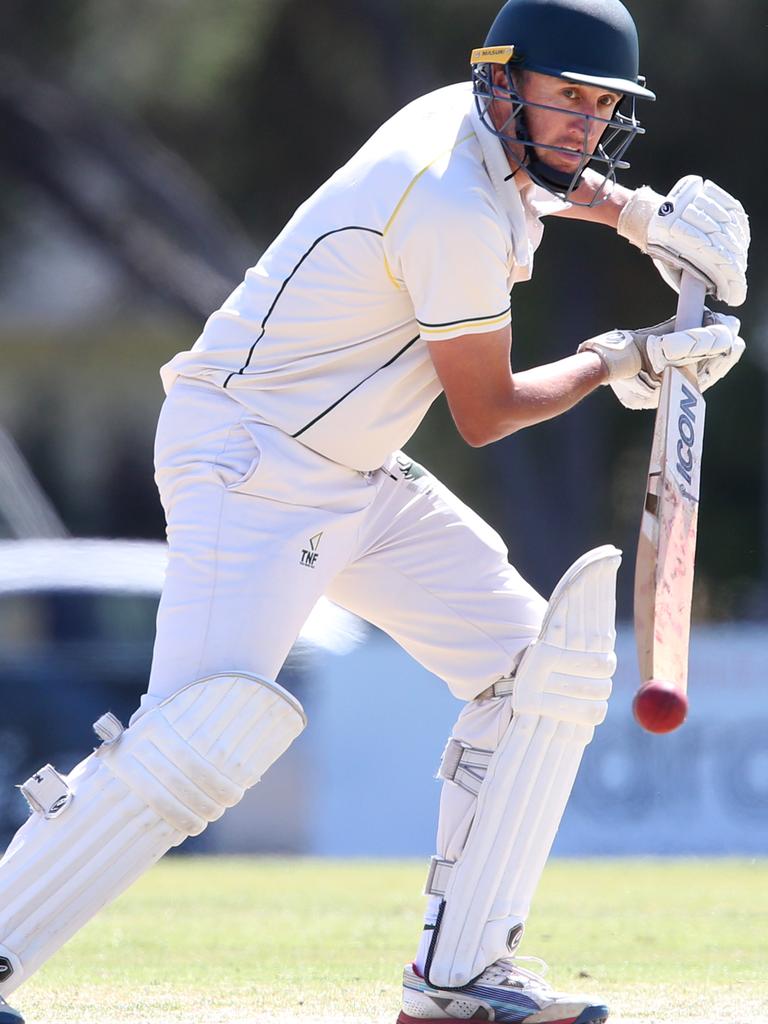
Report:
465,351,608,446
552,173,634,229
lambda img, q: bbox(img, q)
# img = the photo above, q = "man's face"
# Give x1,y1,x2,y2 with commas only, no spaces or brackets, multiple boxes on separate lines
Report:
490,67,622,176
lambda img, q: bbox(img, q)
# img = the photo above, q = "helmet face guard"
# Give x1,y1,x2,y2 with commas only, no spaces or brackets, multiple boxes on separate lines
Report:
472,54,644,206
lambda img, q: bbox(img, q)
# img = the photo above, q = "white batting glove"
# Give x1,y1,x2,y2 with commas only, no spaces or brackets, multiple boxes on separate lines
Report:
618,176,750,307
606,312,745,410
578,316,677,382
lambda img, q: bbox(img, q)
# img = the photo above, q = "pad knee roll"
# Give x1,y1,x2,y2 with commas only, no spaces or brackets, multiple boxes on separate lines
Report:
0,673,305,994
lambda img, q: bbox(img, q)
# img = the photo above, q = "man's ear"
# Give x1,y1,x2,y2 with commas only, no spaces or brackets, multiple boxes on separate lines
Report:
490,65,508,90
490,64,524,98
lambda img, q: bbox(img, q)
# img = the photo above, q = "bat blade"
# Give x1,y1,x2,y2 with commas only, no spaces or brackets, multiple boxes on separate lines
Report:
633,275,707,692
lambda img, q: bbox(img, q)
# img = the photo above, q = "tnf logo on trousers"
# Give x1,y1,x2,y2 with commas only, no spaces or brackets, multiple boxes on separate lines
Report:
300,532,323,569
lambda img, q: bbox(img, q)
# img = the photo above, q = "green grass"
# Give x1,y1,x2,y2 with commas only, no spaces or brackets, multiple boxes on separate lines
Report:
17,857,768,1023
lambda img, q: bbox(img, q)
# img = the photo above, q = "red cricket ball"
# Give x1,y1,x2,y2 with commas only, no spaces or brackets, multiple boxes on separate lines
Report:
632,679,688,734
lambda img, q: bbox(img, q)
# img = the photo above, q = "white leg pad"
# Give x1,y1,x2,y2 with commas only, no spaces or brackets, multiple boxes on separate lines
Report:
0,673,305,995
425,546,621,989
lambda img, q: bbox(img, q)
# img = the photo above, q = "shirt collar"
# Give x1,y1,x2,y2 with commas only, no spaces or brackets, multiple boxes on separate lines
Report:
469,97,532,266
469,96,571,254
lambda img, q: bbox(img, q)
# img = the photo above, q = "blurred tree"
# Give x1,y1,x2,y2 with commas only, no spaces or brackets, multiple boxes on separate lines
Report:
0,60,252,318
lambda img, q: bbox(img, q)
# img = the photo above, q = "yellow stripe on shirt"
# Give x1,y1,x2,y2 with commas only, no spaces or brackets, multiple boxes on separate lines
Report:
383,132,476,236
382,132,476,288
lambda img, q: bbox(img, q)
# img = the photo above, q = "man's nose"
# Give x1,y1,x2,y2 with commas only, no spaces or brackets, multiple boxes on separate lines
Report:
566,112,590,139
567,104,603,140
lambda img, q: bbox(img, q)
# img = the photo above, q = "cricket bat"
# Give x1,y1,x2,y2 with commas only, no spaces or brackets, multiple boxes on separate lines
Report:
632,272,707,729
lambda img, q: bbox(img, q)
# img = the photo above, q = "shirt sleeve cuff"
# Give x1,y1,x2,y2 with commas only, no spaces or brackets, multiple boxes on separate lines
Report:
417,306,511,341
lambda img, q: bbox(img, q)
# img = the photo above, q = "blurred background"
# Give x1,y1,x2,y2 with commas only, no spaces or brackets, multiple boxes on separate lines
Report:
0,0,765,856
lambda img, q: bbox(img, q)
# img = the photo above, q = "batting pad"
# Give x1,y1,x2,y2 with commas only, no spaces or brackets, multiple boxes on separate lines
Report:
0,673,306,995
425,546,621,989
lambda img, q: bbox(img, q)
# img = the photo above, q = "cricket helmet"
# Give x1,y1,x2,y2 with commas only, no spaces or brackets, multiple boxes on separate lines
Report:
471,0,655,205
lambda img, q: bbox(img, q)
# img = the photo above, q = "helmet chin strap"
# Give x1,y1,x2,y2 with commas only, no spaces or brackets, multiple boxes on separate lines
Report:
513,151,582,194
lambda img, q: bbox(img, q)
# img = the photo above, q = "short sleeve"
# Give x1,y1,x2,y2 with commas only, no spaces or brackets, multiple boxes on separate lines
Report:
383,175,513,341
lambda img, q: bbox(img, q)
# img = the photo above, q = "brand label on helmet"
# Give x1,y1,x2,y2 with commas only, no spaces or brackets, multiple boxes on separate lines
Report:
470,45,515,65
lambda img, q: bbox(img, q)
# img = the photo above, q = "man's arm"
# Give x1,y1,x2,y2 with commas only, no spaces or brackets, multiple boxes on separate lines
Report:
551,172,749,307
429,314,743,446
549,170,633,229
428,326,607,447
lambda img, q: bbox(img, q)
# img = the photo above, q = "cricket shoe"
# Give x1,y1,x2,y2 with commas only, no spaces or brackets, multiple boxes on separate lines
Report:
0,996,23,1024
398,958,608,1024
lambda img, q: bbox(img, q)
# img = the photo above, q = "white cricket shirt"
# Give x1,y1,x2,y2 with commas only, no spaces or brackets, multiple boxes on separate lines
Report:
161,83,563,471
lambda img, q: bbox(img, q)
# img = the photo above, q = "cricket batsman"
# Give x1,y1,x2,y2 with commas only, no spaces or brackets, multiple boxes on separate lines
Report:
0,1,749,1022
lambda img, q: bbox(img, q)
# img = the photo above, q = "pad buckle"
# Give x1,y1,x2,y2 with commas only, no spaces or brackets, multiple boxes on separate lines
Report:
437,739,493,796
477,673,516,700
20,765,72,819
93,712,124,746
424,856,453,897
476,646,527,700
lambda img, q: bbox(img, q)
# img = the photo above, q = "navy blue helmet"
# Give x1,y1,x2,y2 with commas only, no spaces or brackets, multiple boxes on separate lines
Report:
472,0,655,204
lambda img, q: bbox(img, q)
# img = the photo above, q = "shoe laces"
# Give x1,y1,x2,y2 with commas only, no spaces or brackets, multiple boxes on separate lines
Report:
483,956,553,996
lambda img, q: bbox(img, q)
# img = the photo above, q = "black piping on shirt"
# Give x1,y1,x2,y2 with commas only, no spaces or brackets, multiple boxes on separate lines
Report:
222,225,384,389
417,305,510,328
292,333,420,439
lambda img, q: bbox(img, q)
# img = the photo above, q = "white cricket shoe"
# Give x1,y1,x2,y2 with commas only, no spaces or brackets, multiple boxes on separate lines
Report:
0,996,23,1024
398,959,608,1024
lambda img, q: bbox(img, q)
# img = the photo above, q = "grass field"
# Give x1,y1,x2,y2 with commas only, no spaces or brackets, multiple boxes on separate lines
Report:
16,857,767,1024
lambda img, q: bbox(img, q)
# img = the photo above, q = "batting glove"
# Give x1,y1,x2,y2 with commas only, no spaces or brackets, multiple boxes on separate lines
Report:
584,311,744,411
617,175,750,307
578,315,678,383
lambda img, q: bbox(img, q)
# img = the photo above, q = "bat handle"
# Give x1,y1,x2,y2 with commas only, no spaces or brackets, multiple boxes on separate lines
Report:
675,273,708,332
671,273,708,387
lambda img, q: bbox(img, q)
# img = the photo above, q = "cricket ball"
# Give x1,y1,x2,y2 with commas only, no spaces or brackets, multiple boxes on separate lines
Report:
632,679,688,734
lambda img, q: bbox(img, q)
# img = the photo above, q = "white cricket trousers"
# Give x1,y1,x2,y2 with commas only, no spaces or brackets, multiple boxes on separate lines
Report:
142,379,546,884
144,379,545,713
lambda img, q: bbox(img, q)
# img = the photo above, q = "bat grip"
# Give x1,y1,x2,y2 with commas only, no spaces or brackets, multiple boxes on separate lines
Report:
672,273,707,387
675,273,707,332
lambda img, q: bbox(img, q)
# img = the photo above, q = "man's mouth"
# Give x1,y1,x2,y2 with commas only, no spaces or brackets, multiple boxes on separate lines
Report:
556,148,582,164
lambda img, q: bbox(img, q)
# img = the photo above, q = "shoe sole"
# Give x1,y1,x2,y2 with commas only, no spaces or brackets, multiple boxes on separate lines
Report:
397,1009,608,1024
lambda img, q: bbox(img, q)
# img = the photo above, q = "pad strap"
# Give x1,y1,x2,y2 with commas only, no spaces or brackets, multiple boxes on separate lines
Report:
476,674,515,700
424,857,453,898
19,767,71,820
437,740,493,797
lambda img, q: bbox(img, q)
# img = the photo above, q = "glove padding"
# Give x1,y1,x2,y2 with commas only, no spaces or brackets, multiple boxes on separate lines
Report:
607,311,744,410
618,176,750,307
